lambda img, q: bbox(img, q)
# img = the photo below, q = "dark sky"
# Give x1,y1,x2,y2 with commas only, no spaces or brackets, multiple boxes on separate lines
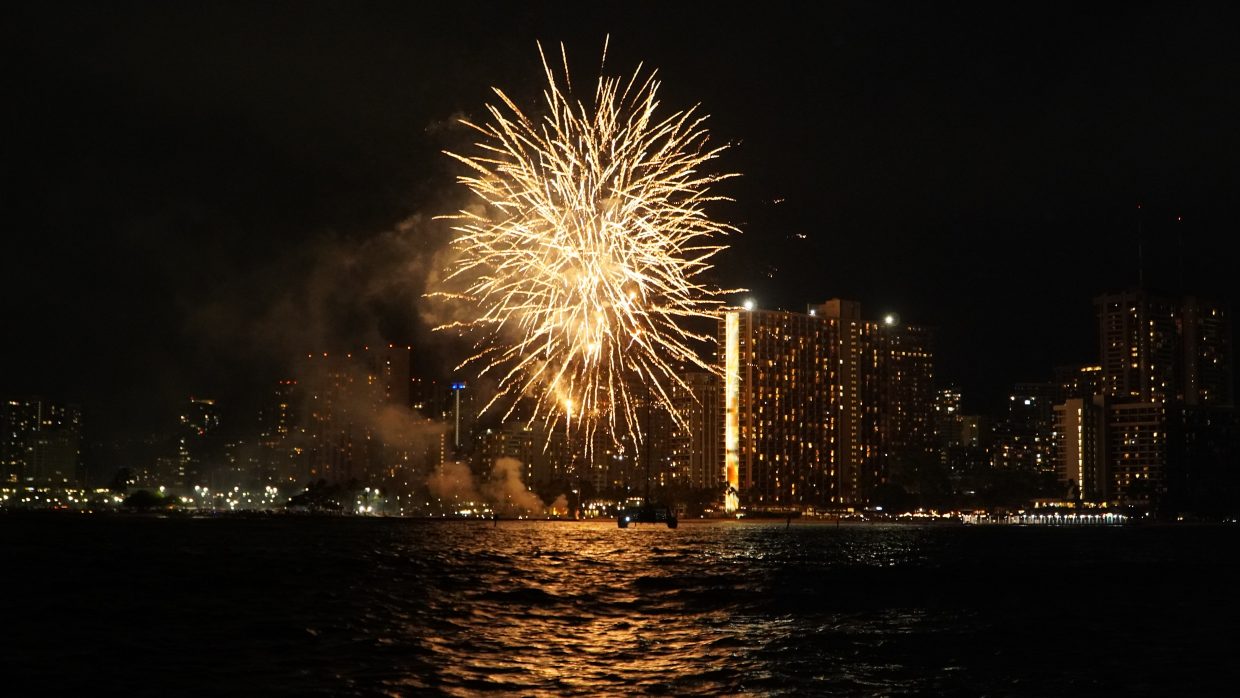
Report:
7,1,1240,438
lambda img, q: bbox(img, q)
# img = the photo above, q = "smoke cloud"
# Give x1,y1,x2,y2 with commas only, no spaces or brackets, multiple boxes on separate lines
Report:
482,457,544,514
426,457,549,515
427,461,480,505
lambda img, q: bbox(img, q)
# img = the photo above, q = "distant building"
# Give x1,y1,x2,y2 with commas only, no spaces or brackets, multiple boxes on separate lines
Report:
665,371,723,491
1106,400,1167,505
1095,290,1231,406
1053,396,1107,502
1,398,82,485
175,398,220,488
933,388,963,452
293,346,428,485
258,380,300,486
992,382,1057,475
1061,291,1235,509
1055,365,1102,401
1181,296,1233,407
878,320,937,486
1096,290,1182,403
477,422,537,483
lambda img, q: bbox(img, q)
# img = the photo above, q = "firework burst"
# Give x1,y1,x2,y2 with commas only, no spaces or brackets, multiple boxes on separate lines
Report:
436,41,738,452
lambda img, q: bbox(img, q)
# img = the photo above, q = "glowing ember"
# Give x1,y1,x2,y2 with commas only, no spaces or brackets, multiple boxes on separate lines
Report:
436,40,738,452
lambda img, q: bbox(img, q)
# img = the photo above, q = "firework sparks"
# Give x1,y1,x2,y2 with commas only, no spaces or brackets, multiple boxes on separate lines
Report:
436,41,738,452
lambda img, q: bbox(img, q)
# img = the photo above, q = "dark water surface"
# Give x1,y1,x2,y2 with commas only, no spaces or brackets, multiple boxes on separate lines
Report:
4,517,1238,695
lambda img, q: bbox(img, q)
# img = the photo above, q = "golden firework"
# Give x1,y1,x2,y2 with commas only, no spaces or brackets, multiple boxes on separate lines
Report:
437,40,738,452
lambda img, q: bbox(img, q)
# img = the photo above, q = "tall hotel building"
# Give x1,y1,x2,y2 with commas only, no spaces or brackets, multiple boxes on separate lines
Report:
721,299,933,512
295,345,421,484
1053,291,1231,505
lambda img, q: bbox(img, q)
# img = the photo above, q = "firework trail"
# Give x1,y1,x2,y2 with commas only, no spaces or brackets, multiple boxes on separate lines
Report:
436,40,738,453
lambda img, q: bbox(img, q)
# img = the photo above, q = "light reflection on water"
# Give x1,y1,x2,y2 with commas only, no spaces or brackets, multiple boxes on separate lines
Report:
6,518,1239,695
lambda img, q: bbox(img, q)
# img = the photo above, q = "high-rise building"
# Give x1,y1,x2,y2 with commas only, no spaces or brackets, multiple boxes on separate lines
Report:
31,403,82,485
1106,400,1167,504
812,300,884,506
992,383,1056,475
1,399,82,485
1181,296,1233,407
2,399,41,483
933,388,963,452
719,300,934,511
1078,291,1233,508
258,380,299,486
722,307,837,510
1095,290,1231,406
294,346,427,486
175,398,220,488
878,319,937,485
945,414,993,489
477,423,537,483
1052,396,1107,502
665,371,723,491
1055,365,1103,401
1096,290,1181,403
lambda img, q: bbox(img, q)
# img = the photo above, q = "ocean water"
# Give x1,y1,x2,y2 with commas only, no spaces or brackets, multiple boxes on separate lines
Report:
4,517,1238,696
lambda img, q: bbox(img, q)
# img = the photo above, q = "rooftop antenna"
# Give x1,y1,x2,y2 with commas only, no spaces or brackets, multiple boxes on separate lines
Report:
1175,214,1185,294
1136,202,1144,289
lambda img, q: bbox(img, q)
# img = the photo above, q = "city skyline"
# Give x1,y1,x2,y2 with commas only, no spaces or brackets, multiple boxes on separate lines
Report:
6,282,1233,520
8,3,1240,439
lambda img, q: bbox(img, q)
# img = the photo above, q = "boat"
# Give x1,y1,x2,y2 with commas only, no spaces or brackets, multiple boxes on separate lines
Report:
617,501,678,528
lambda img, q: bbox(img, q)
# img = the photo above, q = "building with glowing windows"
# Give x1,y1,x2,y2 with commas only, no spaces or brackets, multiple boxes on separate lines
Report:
1096,291,1180,403
1181,296,1233,407
657,371,722,492
722,306,838,510
1095,291,1231,406
1053,396,1107,501
173,397,220,488
876,320,937,486
293,345,430,486
719,299,935,511
1,398,81,485
1051,292,1231,508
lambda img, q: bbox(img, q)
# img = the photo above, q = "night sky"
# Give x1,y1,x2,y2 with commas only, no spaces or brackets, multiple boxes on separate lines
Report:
8,2,1240,439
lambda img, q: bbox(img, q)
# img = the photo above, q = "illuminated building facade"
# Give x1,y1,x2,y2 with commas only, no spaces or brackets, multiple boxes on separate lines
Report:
1056,364,1103,401
665,371,723,491
722,307,836,509
1067,291,1233,507
174,398,220,488
1,398,81,485
933,388,963,452
877,320,936,486
812,299,884,505
1053,396,1107,502
1181,296,1233,407
294,346,432,486
1096,291,1231,406
259,380,300,486
477,423,537,483
1106,400,1167,504
719,299,932,510
1097,290,1181,403
630,370,725,494
992,382,1057,475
